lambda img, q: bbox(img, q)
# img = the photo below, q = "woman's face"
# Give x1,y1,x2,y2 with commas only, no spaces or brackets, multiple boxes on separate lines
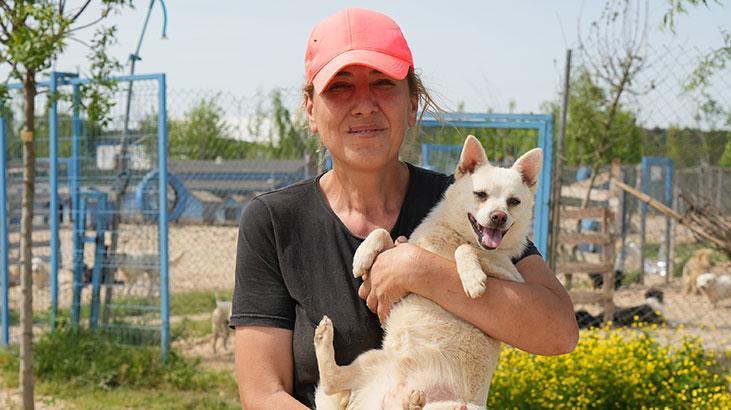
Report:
306,65,418,172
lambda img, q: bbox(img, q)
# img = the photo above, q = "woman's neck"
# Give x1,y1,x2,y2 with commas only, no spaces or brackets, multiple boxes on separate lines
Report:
319,161,410,237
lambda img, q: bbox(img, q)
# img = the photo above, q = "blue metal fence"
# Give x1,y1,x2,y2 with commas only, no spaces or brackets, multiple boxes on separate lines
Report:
419,113,554,257
0,72,171,361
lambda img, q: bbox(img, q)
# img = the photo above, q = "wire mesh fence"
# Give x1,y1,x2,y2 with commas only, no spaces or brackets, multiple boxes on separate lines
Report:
560,42,731,351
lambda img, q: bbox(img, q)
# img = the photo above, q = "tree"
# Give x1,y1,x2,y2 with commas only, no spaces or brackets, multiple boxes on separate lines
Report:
0,2,129,408
247,89,318,160
576,0,649,205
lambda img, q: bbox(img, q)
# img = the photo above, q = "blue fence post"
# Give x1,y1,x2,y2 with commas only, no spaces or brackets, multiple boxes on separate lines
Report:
158,74,170,363
71,83,83,328
0,116,8,346
537,118,554,257
49,72,60,331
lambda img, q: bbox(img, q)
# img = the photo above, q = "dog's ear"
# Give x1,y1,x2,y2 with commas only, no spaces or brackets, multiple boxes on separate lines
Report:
512,148,543,190
455,135,488,179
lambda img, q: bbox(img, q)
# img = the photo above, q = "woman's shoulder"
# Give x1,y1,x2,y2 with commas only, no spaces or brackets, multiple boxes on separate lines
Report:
405,162,454,195
241,177,319,223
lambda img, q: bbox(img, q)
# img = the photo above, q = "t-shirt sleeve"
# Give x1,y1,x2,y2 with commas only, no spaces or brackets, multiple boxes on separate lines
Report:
511,238,542,264
229,197,295,330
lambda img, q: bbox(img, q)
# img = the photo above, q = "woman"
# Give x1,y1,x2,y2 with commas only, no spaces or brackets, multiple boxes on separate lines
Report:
232,8,578,409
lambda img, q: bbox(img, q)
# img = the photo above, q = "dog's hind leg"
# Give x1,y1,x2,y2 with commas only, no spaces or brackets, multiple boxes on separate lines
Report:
314,316,384,396
353,228,395,279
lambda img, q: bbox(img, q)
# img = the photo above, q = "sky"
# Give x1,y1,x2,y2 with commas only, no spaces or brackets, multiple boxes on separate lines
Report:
14,1,731,118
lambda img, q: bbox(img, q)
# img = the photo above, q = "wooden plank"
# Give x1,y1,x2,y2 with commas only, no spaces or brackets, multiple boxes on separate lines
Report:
556,261,614,274
614,179,730,252
559,232,613,246
560,208,609,220
569,289,608,305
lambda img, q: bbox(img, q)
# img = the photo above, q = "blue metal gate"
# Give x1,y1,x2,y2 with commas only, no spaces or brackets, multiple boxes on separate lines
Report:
1,72,171,361
419,113,554,257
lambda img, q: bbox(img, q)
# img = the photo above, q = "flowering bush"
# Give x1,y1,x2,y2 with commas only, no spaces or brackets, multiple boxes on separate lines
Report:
488,327,731,409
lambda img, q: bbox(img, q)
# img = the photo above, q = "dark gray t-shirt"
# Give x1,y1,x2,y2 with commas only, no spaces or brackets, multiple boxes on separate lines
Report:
230,163,540,407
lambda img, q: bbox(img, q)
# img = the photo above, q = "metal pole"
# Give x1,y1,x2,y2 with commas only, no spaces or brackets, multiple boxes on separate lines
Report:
158,74,170,363
49,72,60,331
0,116,9,345
549,49,572,271
71,84,83,328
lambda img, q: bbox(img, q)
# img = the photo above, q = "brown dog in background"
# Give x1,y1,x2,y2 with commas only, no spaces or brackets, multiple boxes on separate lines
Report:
682,249,713,295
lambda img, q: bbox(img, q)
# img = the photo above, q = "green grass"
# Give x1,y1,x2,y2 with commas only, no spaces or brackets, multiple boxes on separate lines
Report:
0,327,239,409
172,317,212,340
38,384,240,409
170,289,232,316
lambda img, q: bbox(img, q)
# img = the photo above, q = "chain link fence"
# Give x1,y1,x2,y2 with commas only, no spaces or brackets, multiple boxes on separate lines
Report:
559,42,731,351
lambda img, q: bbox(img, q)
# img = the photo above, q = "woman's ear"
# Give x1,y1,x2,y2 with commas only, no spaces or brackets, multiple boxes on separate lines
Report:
306,94,318,133
408,94,418,128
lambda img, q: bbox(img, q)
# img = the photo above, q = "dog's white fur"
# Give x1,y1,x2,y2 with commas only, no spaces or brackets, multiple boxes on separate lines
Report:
7,257,48,288
313,136,543,410
211,298,233,353
697,273,731,307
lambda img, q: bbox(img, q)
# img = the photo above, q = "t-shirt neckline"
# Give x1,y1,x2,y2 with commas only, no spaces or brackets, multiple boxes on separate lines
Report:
313,162,415,241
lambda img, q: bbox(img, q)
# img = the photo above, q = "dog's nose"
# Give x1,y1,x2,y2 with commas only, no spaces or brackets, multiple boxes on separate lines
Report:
490,211,507,226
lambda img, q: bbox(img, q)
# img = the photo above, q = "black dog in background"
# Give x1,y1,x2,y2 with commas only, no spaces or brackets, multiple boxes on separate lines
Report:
589,269,624,290
575,288,665,329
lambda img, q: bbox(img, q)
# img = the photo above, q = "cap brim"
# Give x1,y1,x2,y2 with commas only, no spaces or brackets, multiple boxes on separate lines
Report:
312,49,411,94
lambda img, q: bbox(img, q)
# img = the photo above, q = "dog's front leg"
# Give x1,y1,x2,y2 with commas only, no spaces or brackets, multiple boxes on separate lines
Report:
455,244,488,298
353,228,395,279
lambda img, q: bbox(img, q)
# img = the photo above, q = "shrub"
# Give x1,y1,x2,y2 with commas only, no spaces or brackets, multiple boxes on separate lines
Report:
30,326,233,391
488,327,731,409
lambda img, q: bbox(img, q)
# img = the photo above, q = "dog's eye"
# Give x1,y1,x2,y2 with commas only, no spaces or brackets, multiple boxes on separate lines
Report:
508,197,521,207
474,191,488,201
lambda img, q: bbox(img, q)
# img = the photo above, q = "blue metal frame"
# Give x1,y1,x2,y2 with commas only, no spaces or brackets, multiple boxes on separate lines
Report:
419,113,554,257
0,116,8,345
1,72,169,362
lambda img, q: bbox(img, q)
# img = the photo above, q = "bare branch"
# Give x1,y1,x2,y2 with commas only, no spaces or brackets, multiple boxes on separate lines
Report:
68,14,107,34
68,0,93,24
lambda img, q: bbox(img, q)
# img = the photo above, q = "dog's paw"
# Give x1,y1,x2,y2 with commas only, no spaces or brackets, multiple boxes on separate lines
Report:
314,316,334,346
460,269,487,299
405,389,426,409
352,250,374,279
352,229,392,278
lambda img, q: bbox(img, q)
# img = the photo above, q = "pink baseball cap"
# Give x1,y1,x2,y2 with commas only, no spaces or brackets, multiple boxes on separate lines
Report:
305,8,414,94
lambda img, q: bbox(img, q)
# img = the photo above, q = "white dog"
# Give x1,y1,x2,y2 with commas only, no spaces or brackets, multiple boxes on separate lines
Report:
697,273,731,307
211,297,233,353
314,136,542,410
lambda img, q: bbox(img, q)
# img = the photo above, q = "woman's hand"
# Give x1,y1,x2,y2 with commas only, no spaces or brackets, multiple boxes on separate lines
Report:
358,236,416,324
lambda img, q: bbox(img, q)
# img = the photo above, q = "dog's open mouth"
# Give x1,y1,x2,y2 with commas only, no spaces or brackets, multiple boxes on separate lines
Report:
468,213,509,250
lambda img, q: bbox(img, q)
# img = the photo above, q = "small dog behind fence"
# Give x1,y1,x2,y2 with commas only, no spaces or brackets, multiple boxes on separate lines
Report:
212,295,233,353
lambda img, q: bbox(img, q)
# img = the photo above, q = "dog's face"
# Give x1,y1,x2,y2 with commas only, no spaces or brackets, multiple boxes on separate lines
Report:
449,135,542,251
696,272,716,290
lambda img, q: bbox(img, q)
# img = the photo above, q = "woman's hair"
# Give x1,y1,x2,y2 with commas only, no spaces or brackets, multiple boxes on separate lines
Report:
302,67,442,129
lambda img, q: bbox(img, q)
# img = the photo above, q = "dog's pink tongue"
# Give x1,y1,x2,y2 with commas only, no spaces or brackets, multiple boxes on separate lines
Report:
481,227,503,248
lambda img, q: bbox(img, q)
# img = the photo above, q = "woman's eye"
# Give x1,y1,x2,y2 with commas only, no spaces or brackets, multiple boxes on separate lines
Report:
508,197,521,207
326,82,351,92
474,191,488,200
373,79,395,87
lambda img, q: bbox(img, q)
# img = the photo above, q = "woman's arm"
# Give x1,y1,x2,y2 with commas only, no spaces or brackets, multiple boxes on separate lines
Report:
234,326,308,409
360,243,579,355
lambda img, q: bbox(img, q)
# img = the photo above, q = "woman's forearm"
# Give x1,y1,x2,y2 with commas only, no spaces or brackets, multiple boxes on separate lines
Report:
241,392,308,410
408,247,578,355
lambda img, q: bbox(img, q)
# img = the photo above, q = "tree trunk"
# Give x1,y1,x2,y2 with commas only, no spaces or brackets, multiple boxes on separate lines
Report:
20,69,37,410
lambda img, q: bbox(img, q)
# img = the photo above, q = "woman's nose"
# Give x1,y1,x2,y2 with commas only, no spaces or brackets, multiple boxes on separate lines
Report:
350,86,379,116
